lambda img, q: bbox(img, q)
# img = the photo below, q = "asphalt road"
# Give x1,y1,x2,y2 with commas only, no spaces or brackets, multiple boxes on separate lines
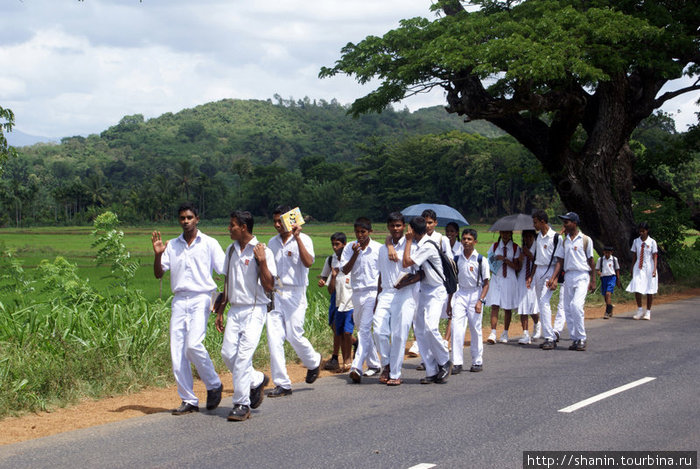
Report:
1,297,698,469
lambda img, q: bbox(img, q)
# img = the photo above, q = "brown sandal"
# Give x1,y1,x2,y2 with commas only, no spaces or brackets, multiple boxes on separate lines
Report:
386,378,402,386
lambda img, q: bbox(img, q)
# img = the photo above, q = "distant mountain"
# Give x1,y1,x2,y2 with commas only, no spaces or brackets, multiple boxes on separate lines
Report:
6,129,57,147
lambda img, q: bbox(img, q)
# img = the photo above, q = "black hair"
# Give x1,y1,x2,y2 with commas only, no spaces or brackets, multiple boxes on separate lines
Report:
354,217,372,231
178,202,198,217
421,209,437,221
387,211,405,224
462,228,478,240
637,221,650,231
230,210,254,233
531,209,548,223
522,229,537,239
409,216,427,236
330,232,347,244
603,245,614,251
446,221,459,232
273,205,292,216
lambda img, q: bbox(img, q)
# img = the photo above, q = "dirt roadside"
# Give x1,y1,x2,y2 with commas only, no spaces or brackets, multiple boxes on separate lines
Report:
2,289,698,446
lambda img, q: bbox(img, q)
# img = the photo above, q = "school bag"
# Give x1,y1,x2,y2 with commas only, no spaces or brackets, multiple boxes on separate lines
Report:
424,239,459,294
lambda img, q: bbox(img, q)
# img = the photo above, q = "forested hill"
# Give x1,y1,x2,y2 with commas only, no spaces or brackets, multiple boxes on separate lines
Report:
90,98,502,168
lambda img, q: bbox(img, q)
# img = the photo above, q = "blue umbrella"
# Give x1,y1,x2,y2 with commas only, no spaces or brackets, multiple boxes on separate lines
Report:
401,203,469,227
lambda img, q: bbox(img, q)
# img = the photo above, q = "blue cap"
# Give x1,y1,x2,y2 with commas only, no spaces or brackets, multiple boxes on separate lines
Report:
558,212,580,224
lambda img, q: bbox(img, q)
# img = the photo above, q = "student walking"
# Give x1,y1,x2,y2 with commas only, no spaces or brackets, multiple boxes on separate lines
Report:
326,232,355,372
448,228,490,374
151,202,225,415
547,212,596,351
342,217,382,383
516,230,538,344
403,216,453,384
485,231,521,344
626,222,658,320
527,210,561,350
597,246,622,319
374,212,420,385
215,210,276,421
266,205,321,398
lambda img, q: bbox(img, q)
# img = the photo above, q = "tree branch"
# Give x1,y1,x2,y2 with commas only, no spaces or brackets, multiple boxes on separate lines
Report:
653,83,700,108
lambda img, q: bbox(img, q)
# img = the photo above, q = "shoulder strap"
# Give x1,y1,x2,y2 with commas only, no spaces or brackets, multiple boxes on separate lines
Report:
477,253,484,287
424,240,445,282
222,245,235,302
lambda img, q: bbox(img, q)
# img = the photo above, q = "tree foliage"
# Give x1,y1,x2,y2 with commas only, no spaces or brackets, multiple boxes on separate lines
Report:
321,0,700,276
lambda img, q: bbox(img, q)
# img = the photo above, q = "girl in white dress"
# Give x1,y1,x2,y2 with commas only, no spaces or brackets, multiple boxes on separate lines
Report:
626,222,658,320
485,231,521,343
516,230,539,344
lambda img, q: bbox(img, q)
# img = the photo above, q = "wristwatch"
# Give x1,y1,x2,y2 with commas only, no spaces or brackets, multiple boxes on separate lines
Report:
479,298,486,304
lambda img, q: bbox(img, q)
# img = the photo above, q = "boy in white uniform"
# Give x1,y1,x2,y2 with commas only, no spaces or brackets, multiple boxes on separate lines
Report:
403,216,453,384
327,233,355,372
447,228,490,374
526,210,561,350
626,222,658,320
266,205,321,397
342,217,382,383
152,202,225,415
547,212,596,351
596,245,621,319
215,210,276,421
374,212,420,385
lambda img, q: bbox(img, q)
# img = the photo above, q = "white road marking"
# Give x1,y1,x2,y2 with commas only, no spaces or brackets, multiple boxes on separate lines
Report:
407,464,436,469
558,377,656,413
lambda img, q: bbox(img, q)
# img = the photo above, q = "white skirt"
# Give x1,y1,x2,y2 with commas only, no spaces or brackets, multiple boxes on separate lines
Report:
517,277,538,315
485,272,520,310
626,264,658,295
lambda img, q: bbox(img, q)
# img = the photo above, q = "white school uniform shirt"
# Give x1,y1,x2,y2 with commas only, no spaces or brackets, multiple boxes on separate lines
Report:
631,237,657,270
340,239,382,291
596,256,620,277
377,236,417,293
533,227,559,267
448,239,463,258
410,236,444,288
224,236,277,306
160,230,226,294
456,249,490,289
268,232,314,287
427,231,451,253
554,231,593,272
331,255,354,311
320,255,333,279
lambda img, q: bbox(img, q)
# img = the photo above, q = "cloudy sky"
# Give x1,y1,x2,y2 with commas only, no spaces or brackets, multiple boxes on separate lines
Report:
1,0,698,139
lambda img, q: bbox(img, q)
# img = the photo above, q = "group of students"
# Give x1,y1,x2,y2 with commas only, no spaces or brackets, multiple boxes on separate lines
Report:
152,203,323,422
152,203,659,422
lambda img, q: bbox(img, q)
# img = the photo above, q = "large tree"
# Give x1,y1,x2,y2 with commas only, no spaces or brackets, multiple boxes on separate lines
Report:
321,0,699,277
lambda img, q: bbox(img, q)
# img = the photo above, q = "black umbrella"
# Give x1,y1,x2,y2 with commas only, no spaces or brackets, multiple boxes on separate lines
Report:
488,213,535,232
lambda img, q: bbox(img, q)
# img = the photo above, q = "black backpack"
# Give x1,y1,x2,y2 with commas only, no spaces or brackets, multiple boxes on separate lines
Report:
424,240,458,294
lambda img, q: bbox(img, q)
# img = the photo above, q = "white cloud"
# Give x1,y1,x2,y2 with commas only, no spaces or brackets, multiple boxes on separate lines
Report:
0,0,697,138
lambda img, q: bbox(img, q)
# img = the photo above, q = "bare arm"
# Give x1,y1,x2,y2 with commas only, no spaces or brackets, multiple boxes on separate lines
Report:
255,244,275,292
402,233,416,268
151,231,166,279
291,225,314,268
342,243,361,275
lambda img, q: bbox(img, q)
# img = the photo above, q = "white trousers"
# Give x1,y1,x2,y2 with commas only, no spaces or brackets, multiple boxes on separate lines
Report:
267,286,321,389
351,289,381,371
534,275,556,341
221,304,266,406
451,287,483,366
373,288,416,379
170,292,222,406
415,284,449,377
562,271,589,341
554,290,567,333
